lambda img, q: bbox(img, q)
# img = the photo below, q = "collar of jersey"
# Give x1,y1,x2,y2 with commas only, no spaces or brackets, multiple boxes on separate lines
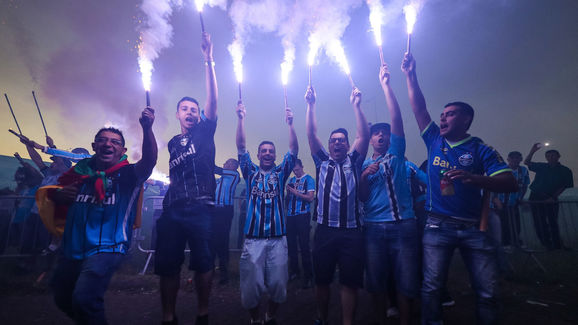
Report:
444,136,473,148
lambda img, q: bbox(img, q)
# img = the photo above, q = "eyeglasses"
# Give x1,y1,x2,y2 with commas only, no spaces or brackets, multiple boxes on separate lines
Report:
95,137,123,147
329,138,347,144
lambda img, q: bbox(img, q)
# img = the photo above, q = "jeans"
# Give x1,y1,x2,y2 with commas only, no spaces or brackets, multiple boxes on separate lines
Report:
529,193,561,249
364,219,419,298
421,216,498,325
52,253,124,325
286,213,313,278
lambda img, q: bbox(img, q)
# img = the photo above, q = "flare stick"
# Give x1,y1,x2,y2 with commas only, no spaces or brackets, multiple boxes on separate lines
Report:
4,94,22,135
32,91,48,137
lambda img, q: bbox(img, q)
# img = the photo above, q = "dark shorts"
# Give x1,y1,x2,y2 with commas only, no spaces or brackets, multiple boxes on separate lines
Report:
154,200,213,276
312,224,364,288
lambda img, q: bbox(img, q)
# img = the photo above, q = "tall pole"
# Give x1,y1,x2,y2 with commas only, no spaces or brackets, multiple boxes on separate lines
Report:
4,94,22,135
146,90,151,107
32,91,48,137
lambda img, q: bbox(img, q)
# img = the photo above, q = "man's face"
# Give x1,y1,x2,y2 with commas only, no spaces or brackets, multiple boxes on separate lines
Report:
328,132,350,162
257,143,276,170
176,100,201,131
545,152,560,164
370,129,391,154
92,131,127,168
293,164,304,177
224,159,238,171
49,157,68,173
507,155,522,168
439,105,470,138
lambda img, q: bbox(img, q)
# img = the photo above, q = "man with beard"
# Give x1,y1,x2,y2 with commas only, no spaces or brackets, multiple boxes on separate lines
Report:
154,32,217,325
236,101,298,325
305,85,370,325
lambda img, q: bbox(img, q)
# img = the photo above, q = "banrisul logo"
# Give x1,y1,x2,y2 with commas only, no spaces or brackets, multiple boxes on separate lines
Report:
458,153,474,166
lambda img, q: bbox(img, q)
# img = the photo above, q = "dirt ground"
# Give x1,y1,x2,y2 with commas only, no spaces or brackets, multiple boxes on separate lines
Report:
1,249,577,325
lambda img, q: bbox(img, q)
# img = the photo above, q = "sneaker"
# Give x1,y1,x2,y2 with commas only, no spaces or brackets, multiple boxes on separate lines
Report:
386,307,399,318
442,298,456,307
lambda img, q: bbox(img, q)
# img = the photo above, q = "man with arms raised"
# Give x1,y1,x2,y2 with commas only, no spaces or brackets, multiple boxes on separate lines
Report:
154,31,217,325
402,53,517,325
49,107,157,325
359,64,419,325
305,85,370,325
236,101,298,325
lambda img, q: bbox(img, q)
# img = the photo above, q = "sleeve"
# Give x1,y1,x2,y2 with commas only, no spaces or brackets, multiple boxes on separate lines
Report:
312,148,329,168
564,167,574,188
306,175,316,192
214,166,224,175
479,145,511,177
420,121,440,149
200,110,217,136
528,162,546,173
238,151,256,180
279,151,297,184
388,133,406,157
522,167,530,186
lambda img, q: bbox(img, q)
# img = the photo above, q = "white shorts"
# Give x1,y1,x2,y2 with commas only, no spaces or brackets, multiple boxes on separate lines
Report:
239,237,289,309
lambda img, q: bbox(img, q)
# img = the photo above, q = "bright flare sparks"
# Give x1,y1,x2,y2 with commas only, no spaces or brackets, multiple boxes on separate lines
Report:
194,0,205,12
404,4,417,34
138,56,153,91
367,0,384,46
229,40,244,83
327,40,350,75
307,36,320,67
281,48,295,86
149,168,169,184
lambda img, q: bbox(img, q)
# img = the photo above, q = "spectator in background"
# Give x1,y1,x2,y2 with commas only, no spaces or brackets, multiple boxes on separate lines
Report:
525,144,574,250
212,158,241,285
492,151,530,247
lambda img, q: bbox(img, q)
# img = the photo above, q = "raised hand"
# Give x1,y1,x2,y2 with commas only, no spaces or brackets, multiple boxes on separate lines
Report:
350,87,362,107
379,63,391,88
305,86,316,104
236,101,246,120
285,107,294,125
401,52,416,76
201,32,213,62
139,107,155,129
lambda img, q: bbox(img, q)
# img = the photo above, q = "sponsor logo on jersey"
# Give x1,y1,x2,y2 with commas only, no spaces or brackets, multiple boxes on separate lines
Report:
459,153,474,166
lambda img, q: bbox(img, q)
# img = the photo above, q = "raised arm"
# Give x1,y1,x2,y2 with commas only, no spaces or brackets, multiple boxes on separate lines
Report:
134,107,158,180
379,64,404,137
235,101,246,152
286,107,298,155
19,135,47,172
402,53,432,133
524,143,541,166
349,87,370,158
201,32,218,121
305,86,323,155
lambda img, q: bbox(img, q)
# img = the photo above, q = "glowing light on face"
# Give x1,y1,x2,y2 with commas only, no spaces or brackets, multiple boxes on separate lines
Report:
229,40,244,83
404,4,417,34
368,0,383,46
327,40,351,75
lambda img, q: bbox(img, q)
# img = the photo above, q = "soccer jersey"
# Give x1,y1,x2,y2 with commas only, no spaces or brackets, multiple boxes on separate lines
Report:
214,166,240,207
406,160,428,203
63,164,143,259
362,134,414,222
496,166,530,206
239,150,296,237
286,174,315,216
313,148,363,228
422,122,511,221
164,111,217,206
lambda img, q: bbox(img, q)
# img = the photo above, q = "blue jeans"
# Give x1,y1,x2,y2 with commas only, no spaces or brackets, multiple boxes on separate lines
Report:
52,253,124,325
421,216,498,325
364,219,419,298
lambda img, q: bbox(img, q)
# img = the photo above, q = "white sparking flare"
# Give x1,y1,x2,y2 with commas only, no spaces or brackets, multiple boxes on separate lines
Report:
404,3,418,34
228,39,244,83
194,0,205,12
308,34,321,67
367,0,384,46
281,44,295,86
149,168,170,184
138,0,176,92
327,39,350,75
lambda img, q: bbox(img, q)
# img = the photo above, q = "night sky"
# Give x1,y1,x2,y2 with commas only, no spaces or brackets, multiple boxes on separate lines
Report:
1,0,577,183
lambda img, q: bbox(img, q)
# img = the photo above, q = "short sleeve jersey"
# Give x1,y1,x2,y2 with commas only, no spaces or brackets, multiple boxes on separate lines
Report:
63,164,144,260
422,122,511,221
286,174,316,216
496,165,530,206
164,112,217,206
214,166,241,207
362,134,414,222
239,150,296,237
313,148,363,228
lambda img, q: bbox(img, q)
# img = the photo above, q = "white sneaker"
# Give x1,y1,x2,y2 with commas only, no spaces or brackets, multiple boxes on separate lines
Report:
386,307,399,318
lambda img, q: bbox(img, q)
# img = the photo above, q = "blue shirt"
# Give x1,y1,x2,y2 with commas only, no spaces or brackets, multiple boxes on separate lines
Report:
214,166,240,207
63,164,144,259
286,174,315,216
406,160,428,203
496,166,530,206
362,134,414,222
239,150,296,237
422,122,511,221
